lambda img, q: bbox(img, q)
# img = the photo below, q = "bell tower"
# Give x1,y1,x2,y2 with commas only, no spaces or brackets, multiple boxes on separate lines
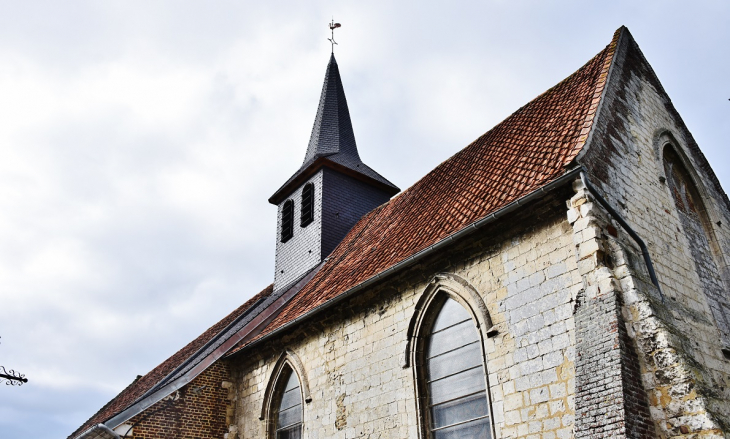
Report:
269,54,399,290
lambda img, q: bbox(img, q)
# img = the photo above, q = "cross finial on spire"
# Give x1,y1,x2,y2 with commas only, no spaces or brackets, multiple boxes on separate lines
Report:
328,19,341,53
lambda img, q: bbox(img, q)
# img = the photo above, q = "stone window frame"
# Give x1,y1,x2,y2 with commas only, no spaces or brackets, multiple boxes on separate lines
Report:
654,131,728,283
655,131,730,350
260,350,312,438
405,273,497,439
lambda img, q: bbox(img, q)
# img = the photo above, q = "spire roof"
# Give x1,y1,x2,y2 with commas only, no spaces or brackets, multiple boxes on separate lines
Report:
269,54,399,204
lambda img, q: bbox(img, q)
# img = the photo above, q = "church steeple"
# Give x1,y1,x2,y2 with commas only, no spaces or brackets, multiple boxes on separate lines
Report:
270,53,399,290
302,53,360,165
269,54,398,205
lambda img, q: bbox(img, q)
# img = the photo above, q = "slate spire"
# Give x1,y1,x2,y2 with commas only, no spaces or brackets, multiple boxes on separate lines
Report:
269,54,398,204
302,53,360,165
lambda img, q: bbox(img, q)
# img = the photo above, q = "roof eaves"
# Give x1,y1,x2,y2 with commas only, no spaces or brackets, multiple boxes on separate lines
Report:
268,156,399,205
230,167,584,357
69,284,274,439
100,264,323,432
74,424,119,439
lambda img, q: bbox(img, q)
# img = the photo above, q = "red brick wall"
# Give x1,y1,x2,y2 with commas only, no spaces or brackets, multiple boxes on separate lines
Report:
127,360,231,439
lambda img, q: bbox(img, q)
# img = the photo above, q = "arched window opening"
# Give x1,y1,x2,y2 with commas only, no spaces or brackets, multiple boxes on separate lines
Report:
301,184,314,227
663,144,730,343
664,147,705,220
424,297,491,439
273,368,303,439
281,200,294,243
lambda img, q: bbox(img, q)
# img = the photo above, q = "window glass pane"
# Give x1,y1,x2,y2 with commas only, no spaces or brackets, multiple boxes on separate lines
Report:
428,320,479,358
279,387,302,412
432,416,491,439
426,298,491,439
428,341,482,381
283,372,299,393
277,405,302,429
276,369,302,431
276,424,302,439
431,392,489,429
429,366,486,405
432,299,472,332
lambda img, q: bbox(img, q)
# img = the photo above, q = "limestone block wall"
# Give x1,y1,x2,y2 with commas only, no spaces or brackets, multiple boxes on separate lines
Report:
578,31,730,435
230,196,584,439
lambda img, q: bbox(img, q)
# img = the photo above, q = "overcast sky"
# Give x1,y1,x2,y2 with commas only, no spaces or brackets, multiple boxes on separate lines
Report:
0,1,727,438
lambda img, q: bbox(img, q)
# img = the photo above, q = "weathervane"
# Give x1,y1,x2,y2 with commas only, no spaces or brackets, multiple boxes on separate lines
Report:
328,19,341,53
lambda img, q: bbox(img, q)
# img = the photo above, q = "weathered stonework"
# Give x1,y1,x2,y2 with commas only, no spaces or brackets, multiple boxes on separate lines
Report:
569,179,655,438
577,27,730,437
231,196,583,439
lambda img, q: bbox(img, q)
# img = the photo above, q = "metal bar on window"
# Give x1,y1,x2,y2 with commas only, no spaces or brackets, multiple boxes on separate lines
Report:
430,414,490,432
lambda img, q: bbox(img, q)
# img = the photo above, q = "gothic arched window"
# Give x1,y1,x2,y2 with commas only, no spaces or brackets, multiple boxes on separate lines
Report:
423,297,491,439
663,144,730,343
281,200,294,243
273,367,303,439
301,183,314,227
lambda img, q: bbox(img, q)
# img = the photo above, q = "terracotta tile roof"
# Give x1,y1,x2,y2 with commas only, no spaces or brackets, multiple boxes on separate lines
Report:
69,284,273,439
240,28,620,348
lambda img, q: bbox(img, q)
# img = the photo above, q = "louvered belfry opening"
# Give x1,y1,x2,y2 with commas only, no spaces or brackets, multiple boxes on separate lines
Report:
425,298,491,438
281,200,294,243
301,184,314,227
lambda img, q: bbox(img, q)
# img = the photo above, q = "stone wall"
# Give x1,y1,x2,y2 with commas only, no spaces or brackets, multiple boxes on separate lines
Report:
569,179,656,438
230,194,583,439
577,29,730,436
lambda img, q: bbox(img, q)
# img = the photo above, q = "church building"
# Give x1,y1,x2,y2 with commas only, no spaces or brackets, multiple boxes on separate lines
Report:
71,26,730,439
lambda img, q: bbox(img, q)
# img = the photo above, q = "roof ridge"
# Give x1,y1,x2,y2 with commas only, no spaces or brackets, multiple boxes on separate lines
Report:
391,29,622,204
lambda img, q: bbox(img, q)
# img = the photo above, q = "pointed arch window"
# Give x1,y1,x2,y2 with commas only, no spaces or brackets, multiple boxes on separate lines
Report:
273,369,303,439
281,200,294,243
301,183,314,227
663,143,730,343
423,297,491,439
